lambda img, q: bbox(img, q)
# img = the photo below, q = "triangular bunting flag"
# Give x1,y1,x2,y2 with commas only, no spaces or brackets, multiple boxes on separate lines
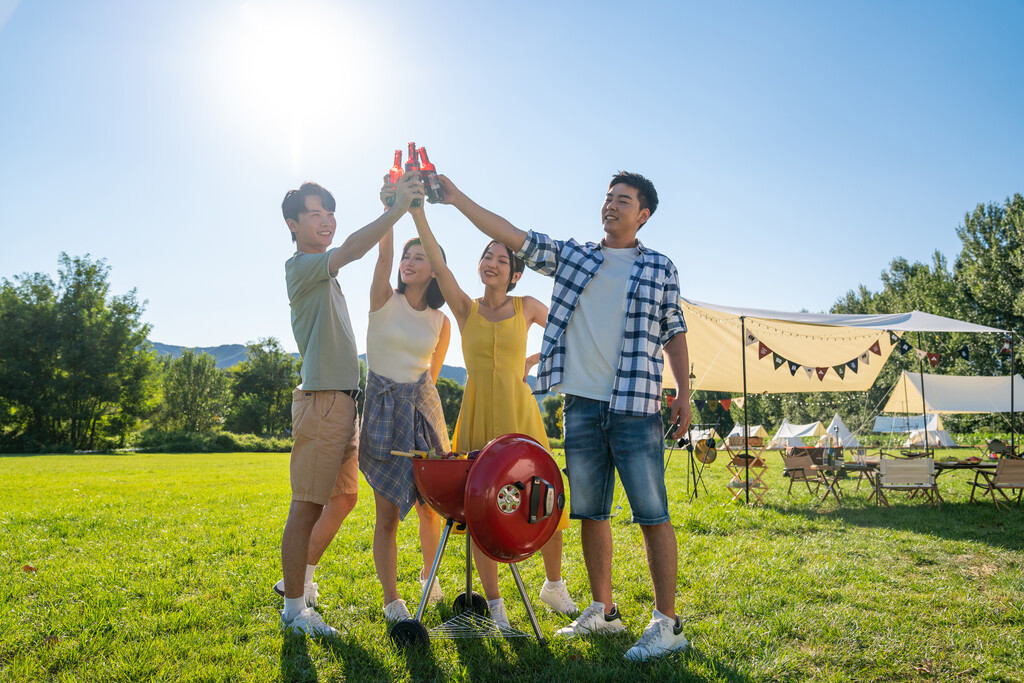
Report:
815,367,829,381
733,397,745,409
744,331,758,347
708,400,720,412
758,342,772,360
898,339,913,355
888,331,900,346
927,352,941,367
721,399,732,411
804,366,814,380
915,349,927,361
846,359,859,374
869,340,882,355
772,353,786,370
788,361,800,376
958,345,969,361
832,364,846,379
694,399,706,411
859,351,871,366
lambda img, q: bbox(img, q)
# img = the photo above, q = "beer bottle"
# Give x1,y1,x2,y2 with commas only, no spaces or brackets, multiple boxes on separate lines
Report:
385,150,403,206
418,147,444,203
405,142,422,207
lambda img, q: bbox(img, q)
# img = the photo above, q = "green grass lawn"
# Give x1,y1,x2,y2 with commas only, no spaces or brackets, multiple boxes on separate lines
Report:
1,448,1022,682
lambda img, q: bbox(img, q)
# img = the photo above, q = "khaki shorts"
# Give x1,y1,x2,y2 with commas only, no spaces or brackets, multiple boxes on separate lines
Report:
290,388,360,505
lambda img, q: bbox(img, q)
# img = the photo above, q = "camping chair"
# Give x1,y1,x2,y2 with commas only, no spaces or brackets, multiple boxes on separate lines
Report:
969,459,1024,510
986,439,1018,459
782,454,824,496
877,458,941,508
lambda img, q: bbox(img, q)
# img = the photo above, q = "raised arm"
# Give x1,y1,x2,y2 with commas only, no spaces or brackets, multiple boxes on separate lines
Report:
439,175,528,253
409,206,474,327
428,316,451,384
328,174,423,273
368,228,394,313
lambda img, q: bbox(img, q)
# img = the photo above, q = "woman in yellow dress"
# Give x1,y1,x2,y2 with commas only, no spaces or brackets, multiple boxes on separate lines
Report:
410,202,577,628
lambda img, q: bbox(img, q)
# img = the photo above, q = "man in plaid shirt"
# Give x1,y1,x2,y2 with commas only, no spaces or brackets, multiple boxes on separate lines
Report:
438,171,692,661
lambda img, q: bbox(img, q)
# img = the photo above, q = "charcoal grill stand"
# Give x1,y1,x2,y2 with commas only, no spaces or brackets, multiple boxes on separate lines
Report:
390,517,546,646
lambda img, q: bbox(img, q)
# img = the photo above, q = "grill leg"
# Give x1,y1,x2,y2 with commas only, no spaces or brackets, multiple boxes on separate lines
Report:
413,518,454,623
508,562,545,644
465,533,475,598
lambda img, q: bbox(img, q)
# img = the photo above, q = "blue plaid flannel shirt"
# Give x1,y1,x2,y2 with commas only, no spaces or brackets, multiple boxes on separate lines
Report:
517,230,686,416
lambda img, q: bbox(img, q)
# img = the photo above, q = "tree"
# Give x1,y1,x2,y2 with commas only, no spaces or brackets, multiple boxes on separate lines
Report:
542,394,563,439
435,377,463,438
225,338,299,435
0,254,155,451
162,349,230,433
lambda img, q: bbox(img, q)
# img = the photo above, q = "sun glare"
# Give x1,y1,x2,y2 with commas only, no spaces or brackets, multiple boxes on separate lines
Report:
210,1,379,167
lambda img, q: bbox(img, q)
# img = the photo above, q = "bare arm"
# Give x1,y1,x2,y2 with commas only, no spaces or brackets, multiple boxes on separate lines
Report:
522,295,549,329
328,174,423,273
429,316,451,384
663,332,691,439
368,228,395,313
439,175,528,252
410,207,474,328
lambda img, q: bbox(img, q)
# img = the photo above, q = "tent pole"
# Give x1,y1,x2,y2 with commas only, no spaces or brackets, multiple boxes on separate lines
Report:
917,332,929,453
741,316,749,505
1011,333,1016,456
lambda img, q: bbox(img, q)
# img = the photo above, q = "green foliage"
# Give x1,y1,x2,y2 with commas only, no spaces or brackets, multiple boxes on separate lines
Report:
159,349,230,433
223,338,299,435
542,394,563,439
136,429,291,452
0,254,155,452
435,376,463,437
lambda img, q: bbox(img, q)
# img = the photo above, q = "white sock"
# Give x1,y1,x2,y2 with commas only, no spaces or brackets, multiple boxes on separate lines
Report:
543,578,564,590
305,564,317,584
653,608,674,624
283,597,306,621
487,597,504,610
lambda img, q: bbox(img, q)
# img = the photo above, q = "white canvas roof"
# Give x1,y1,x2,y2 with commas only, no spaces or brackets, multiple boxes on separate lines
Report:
666,299,1006,394
815,413,862,448
873,414,943,433
881,371,1023,415
725,424,769,439
904,429,958,448
768,419,827,448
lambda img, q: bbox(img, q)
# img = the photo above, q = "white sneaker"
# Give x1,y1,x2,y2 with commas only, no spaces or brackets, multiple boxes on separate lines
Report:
488,598,511,630
554,602,625,639
383,599,412,622
539,581,578,614
280,607,340,638
274,579,320,608
419,571,444,605
624,611,689,661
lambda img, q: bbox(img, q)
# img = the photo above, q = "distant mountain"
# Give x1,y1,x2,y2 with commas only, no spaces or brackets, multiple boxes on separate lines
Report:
148,341,469,384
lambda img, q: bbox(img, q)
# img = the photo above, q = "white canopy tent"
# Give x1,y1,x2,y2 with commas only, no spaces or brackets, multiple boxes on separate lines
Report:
873,413,943,433
815,413,862,448
881,372,1024,415
724,424,769,439
768,419,827,448
905,429,958,448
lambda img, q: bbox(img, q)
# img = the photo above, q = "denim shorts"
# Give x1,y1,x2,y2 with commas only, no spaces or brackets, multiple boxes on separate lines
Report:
563,394,670,525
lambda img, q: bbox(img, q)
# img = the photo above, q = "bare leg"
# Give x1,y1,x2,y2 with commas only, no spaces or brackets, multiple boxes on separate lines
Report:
539,530,564,582
414,501,442,578
639,521,677,619
372,492,402,605
580,518,614,611
281,500,324,598
307,492,357,564
471,540,502,601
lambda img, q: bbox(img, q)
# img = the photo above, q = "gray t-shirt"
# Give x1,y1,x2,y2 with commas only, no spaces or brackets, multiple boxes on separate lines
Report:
285,250,360,391
555,245,637,401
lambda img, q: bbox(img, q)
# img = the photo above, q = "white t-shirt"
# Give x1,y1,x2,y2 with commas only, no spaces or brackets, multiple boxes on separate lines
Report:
554,246,637,401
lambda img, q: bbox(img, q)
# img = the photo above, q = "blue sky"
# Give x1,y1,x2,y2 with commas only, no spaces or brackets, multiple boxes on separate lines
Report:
1,0,1022,367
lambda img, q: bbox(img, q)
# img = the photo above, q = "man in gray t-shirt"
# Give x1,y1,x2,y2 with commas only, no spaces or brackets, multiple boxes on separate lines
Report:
277,177,422,638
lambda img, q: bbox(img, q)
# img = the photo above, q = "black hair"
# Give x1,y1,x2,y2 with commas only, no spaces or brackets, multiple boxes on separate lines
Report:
396,237,446,309
282,182,336,242
609,171,658,228
480,240,525,292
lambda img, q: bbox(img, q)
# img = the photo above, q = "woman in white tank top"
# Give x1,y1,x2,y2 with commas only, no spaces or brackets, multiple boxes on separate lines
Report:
358,222,453,623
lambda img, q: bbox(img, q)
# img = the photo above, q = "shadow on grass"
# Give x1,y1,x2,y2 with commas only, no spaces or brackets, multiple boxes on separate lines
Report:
281,629,394,683
769,497,1024,551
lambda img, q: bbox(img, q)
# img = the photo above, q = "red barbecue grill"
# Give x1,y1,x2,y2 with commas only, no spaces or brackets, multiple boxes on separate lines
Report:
389,433,565,646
